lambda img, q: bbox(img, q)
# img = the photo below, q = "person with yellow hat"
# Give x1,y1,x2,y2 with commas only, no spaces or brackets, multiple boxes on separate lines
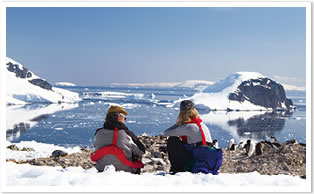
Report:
91,105,146,174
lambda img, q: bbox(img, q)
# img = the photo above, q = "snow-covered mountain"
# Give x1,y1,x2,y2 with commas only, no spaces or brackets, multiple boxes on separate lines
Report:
173,72,295,111
6,57,81,105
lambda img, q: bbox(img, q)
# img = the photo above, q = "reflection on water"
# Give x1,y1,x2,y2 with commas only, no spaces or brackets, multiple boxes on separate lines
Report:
228,111,293,140
6,123,31,141
201,110,299,146
6,103,78,141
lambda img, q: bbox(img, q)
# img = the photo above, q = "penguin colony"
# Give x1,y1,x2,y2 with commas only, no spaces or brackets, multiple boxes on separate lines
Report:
227,136,300,157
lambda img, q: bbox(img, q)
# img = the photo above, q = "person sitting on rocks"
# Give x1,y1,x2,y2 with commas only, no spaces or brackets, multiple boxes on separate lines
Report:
164,100,214,174
91,105,146,174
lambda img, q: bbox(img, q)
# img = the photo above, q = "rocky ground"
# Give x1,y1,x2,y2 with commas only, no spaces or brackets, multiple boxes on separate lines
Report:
6,135,306,178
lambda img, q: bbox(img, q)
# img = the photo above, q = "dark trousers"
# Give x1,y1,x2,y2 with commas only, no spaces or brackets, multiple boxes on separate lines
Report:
167,136,193,174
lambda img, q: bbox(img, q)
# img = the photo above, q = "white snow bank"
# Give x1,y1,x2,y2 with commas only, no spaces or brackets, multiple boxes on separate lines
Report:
4,141,309,192
4,163,307,192
6,141,81,161
6,57,81,104
54,82,76,87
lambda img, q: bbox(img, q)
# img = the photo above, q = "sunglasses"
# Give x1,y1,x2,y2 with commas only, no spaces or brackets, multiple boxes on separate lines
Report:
119,113,127,121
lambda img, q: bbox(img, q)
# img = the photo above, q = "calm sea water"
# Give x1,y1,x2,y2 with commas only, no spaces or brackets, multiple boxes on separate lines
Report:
7,86,306,148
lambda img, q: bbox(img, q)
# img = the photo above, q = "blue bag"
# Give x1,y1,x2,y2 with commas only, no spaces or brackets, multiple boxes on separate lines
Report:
185,144,223,175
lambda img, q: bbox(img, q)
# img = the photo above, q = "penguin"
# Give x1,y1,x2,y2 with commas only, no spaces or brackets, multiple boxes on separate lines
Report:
271,136,281,147
255,142,264,156
228,138,235,150
263,140,274,148
238,142,245,149
285,139,298,145
245,139,251,154
213,139,219,149
230,143,238,150
246,140,255,157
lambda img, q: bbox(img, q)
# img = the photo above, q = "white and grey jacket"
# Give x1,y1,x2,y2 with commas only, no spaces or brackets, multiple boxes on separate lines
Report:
94,128,144,173
164,122,212,144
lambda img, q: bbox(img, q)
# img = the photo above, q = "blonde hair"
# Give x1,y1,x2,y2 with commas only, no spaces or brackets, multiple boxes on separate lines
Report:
176,108,199,125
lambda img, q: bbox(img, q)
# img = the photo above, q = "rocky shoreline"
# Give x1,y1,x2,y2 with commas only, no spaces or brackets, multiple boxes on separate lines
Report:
7,135,306,178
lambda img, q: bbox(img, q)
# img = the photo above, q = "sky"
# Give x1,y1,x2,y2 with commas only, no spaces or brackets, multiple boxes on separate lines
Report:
6,7,306,86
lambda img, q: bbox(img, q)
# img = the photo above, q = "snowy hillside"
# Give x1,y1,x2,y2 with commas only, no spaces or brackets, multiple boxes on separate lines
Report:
172,72,294,111
6,57,81,105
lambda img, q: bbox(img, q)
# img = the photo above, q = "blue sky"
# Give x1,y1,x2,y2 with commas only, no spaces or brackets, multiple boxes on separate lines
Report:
6,7,306,86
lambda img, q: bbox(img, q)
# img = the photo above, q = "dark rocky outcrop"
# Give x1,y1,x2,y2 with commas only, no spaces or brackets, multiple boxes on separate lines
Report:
7,61,53,91
28,79,53,90
7,62,33,78
228,78,294,110
6,135,305,177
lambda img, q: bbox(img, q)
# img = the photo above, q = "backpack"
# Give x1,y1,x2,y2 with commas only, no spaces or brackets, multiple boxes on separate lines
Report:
184,117,223,175
185,144,223,175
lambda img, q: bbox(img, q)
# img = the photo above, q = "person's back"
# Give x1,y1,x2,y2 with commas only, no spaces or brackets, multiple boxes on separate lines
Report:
94,128,144,173
163,100,221,174
92,105,145,174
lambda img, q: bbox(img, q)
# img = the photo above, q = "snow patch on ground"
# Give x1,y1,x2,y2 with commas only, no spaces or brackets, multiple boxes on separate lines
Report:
4,141,308,191
6,141,81,161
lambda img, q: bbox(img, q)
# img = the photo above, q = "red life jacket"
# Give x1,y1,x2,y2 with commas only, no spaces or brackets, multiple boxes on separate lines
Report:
90,127,144,169
183,117,207,146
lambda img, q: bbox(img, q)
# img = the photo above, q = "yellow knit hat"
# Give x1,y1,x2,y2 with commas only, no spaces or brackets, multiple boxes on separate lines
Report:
106,105,128,116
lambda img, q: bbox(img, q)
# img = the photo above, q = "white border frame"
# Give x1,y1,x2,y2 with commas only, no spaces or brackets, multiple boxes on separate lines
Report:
0,1,312,193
